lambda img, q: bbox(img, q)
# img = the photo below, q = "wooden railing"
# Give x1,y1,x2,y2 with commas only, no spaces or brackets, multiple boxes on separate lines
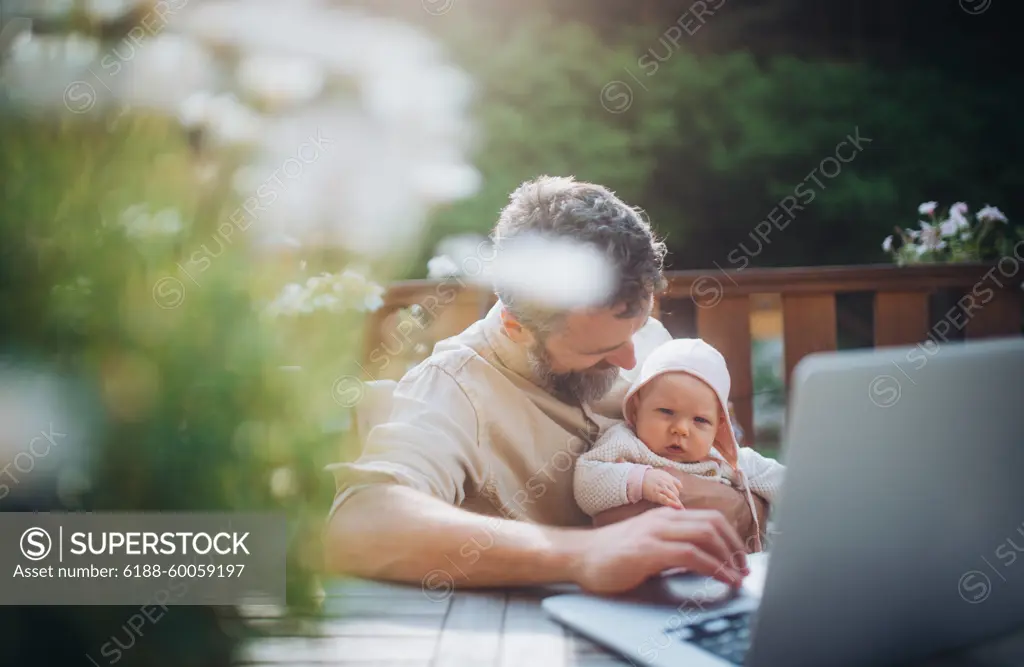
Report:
361,264,1023,445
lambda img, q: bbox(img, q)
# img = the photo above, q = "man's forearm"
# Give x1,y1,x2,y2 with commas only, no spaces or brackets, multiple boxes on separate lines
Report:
324,485,586,587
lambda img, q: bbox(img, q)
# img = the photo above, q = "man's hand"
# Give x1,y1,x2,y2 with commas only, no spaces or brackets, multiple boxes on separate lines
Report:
593,470,768,554
641,469,685,509
574,507,750,595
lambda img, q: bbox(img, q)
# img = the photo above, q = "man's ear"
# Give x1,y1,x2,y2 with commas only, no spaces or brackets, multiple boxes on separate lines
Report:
500,306,536,346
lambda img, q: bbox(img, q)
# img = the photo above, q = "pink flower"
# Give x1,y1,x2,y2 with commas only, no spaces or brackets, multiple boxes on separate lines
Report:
917,201,938,216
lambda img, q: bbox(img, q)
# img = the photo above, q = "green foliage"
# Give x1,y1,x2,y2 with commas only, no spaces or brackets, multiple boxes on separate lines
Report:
412,13,1021,273
0,113,358,611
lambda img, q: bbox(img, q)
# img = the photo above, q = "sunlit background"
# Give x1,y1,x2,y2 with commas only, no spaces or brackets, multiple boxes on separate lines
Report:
0,0,1019,664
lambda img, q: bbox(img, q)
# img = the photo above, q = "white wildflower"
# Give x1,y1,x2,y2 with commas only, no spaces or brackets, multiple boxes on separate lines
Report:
489,235,617,310
264,282,306,318
5,0,76,19
182,92,264,146
84,0,144,22
939,218,960,237
269,466,297,498
170,1,477,256
150,209,184,235
114,33,218,115
119,205,183,239
882,236,893,252
363,290,385,312
917,201,938,216
942,201,971,235
918,222,946,251
266,269,385,317
427,255,460,279
412,163,482,203
0,33,102,112
310,293,339,311
976,205,1008,223
237,53,326,109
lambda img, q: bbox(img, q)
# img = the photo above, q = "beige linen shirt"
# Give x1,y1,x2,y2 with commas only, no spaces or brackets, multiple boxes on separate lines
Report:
327,301,672,526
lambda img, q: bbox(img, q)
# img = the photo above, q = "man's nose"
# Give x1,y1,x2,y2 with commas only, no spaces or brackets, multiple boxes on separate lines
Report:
605,341,636,371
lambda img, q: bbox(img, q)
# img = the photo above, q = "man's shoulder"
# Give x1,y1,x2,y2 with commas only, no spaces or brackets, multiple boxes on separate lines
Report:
409,346,480,381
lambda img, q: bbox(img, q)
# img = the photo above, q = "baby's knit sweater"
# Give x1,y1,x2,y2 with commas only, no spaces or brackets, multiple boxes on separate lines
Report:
574,422,786,518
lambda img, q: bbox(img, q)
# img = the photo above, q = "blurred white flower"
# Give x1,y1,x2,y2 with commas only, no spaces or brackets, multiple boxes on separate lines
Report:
115,33,218,114
0,33,102,111
936,201,971,238
363,287,385,312
0,361,86,497
881,235,893,252
177,92,263,146
168,1,478,255
253,232,302,251
237,53,326,109
427,255,460,279
269,466,297,498
489,235,617,310
939,217,961,237
977,204,1008,223
0,1,480,260
84,0,144,22
412,164,482,203
917,201,937,216
265,269,385,318
917,221,946,251
119,205,183,238
3,0,76,19
435,233,492,275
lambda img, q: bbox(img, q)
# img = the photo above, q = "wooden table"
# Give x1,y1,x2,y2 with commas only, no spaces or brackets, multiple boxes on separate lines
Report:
232,579,1024,667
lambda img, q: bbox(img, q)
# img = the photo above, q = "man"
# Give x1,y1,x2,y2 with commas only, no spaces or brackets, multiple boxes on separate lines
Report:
324,176,764,594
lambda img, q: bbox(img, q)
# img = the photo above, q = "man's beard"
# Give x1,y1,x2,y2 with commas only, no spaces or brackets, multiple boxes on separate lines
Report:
526,341,620,404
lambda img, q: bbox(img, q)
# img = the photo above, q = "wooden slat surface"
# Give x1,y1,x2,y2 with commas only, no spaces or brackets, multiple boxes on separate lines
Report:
237,579,1024,666
874,291,931,348
966,288,1022,339
782,293,837,388
696,296,754,445
433,591,507,667
501,593,569,667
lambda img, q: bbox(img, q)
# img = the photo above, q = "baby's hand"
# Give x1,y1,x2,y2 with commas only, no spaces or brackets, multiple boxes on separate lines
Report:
642,469,685,509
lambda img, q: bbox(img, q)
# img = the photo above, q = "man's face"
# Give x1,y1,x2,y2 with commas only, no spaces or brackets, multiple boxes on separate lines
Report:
526,302,649,403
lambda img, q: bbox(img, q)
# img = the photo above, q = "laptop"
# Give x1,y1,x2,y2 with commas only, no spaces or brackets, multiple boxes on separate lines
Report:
544,337,1024,666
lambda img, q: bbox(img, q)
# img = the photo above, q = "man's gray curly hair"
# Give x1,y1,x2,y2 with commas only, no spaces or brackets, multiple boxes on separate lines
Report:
492,175,667,336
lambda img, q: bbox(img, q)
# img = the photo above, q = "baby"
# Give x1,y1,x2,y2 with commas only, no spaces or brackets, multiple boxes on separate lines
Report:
574,338,785,551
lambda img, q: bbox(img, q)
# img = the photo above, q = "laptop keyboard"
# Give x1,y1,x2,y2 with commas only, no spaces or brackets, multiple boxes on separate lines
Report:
667,610,754,665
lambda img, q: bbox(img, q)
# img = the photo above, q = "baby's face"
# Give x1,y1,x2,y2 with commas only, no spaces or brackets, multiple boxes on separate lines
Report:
632,372,721,463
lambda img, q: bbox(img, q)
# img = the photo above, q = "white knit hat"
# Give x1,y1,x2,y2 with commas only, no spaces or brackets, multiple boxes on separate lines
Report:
621,338,740,470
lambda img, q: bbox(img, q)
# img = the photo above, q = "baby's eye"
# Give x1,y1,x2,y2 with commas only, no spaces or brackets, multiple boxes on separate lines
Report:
695,416,712,425
656,407,674,416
